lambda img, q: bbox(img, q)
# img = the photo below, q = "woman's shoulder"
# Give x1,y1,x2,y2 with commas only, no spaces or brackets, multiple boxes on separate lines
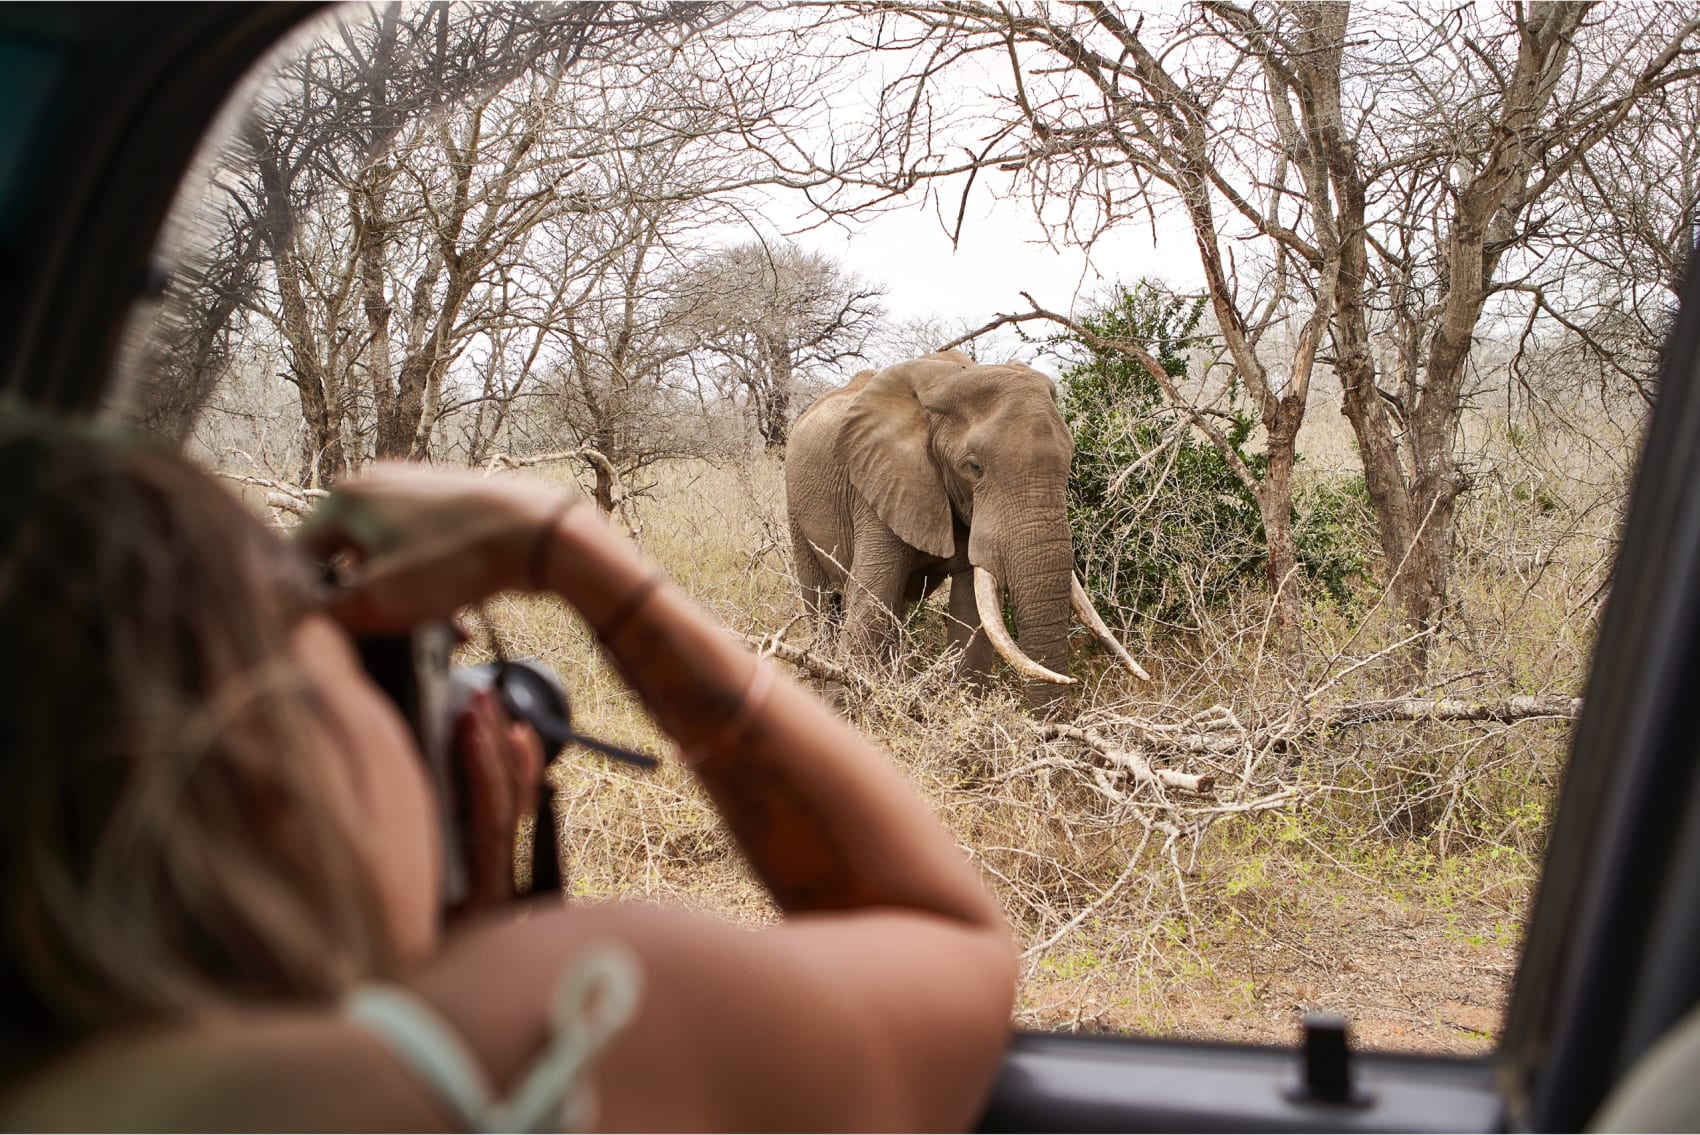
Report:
0,906,664,1133
2,1008,450,1132
0,906,684,1133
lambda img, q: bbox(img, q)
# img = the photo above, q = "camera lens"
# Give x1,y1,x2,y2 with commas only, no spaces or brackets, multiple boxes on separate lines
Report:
451,659,658,770
495,663,569,731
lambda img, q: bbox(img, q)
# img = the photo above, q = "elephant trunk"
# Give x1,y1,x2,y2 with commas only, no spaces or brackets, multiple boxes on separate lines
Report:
1010,527,1075,700
970,511,1078,698
973,568,1073,685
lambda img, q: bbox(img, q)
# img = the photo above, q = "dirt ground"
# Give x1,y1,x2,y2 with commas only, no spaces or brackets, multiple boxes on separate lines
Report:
1018,871,1520,1056
557,768,1526,1060
611,837,1523,1058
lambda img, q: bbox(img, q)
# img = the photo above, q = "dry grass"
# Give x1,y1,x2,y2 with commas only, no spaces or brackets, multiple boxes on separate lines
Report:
451,421,1620,1054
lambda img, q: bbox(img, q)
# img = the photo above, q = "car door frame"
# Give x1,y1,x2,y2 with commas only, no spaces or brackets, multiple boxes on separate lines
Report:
4,4,1699,1132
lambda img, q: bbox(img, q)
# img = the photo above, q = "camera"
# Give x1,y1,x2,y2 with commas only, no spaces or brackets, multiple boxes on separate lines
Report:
353,623,656,907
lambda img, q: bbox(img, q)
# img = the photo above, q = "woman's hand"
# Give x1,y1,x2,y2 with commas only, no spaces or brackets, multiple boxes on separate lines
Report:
451,687,546,914
296,463,577,634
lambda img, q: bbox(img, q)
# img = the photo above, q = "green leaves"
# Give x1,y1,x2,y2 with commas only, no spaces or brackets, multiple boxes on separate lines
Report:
1060,283,1265,625
1059,282,1372,627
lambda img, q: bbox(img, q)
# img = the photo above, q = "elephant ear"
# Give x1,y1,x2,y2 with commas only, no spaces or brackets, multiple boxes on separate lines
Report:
837,361,956,559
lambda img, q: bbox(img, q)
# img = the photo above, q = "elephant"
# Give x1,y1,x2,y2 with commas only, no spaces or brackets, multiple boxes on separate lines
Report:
784,350,1147,704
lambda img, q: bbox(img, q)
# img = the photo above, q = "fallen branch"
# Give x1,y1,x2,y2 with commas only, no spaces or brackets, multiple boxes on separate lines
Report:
1020,828,1154,960
1315,695,1582,728
484,447,600,474
1037,723,1217,794
1178,787,1305,818
215,473,328,519
1073,693,1577,761
736,633,872,695
1086,705,1249,756
264,491,315,518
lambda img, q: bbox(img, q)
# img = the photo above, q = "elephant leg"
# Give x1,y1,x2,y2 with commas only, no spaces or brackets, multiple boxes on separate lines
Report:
789,519,842,647
842,569,907,666
948,569,997,684
840,524,912,670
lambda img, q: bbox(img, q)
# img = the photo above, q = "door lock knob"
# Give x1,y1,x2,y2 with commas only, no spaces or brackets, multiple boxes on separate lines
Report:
1290,1012,1374,1107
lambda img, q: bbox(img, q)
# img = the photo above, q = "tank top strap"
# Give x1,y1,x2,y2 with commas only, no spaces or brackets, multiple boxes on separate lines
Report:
343,942,644,1133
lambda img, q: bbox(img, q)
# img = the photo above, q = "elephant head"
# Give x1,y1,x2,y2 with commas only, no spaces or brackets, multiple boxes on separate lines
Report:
834,352,1145,693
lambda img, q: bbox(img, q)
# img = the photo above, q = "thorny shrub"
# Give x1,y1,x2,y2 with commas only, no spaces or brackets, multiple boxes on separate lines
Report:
1056,283,1377,634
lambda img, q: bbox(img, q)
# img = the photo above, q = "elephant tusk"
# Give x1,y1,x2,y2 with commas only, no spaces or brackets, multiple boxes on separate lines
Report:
1072,574,1151,681
973,567,1076,685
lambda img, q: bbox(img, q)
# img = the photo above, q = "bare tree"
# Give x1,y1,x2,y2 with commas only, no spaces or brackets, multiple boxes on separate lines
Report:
123,217,266,447
1518,77,1700,415
798,1,1700,683
1303,4,1699,678
136,2,730,484
670,240,883,447
540,191,704,511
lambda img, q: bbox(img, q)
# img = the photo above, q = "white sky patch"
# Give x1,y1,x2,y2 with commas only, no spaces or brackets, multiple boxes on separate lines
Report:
783,191,1203,332
716,13,1208,337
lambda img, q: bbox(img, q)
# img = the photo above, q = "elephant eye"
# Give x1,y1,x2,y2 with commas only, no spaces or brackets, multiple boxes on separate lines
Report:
965,456,984,477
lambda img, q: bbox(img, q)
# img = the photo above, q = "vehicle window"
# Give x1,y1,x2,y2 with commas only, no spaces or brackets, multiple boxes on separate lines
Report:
115,0,1695,1056
0,37,66,232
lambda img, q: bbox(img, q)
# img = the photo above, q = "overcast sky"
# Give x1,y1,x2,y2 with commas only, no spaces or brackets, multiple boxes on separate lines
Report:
735,16,1206,341
818,201,1198,328
753,159,1203,346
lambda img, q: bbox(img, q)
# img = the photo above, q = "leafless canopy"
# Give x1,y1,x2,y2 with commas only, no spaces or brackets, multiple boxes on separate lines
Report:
770,1,1700,683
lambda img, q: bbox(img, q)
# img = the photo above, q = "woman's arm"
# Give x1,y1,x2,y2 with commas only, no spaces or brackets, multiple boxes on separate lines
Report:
302,466,1008,933
300,466,1016,1130
539,499,1006,930
541,495,1018,1130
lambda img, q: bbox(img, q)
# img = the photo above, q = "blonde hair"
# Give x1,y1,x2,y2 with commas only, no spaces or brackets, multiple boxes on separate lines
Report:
0,419,397,1069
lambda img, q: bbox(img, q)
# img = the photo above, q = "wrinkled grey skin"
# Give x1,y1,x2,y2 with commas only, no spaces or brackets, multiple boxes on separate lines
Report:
784,350,1076,705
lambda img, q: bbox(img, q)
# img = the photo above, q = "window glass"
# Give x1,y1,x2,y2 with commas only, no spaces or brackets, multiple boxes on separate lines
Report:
0,39,66,232
120,0,1686,1054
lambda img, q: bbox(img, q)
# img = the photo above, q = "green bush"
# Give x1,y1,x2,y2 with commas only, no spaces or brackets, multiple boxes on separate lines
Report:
1294,473,1376,608
1059,283,1372,627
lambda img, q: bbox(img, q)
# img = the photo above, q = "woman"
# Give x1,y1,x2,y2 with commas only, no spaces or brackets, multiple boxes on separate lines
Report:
0,420,1016,1131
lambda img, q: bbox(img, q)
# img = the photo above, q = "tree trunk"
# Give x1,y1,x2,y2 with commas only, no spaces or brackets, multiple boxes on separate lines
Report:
1297,0,1441,682
592,424,619,514
249,132,347,486
355,168,398,461
1258,395,1305,690
758,381,791,449
757,334,793,449
380,354,432,460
